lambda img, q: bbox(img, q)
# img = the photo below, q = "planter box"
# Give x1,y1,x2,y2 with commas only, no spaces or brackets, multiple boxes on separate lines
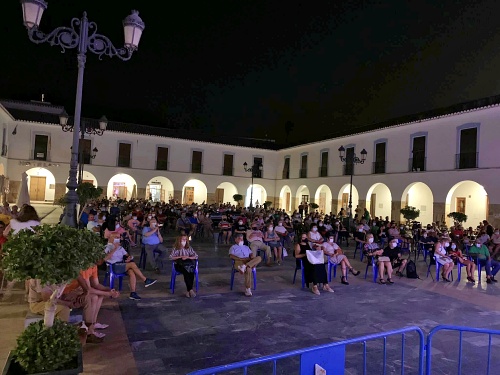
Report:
2,350,82,375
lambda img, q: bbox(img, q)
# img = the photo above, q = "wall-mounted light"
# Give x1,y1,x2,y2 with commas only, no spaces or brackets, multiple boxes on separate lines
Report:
12,125,17,135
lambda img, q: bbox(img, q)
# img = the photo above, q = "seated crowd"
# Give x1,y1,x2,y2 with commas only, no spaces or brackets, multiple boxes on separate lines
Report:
3,198,500,346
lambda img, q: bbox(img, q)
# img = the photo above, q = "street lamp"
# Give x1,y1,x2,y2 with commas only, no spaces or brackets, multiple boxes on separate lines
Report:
59,111,106,184
243,161,263,208
338,146,367,231
20,0,145,227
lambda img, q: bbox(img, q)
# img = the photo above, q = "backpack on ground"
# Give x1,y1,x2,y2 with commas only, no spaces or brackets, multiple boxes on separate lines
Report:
406,260,419,279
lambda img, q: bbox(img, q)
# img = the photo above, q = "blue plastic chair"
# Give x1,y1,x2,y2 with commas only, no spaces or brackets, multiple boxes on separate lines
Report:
426,256,453,282
170,259,199,294
416,242,429,262
103,262,127,291
353,241,364,261
292,258,305,289
230,259,256,290
326,256,341,283
364,256,378,283
138,244,163,270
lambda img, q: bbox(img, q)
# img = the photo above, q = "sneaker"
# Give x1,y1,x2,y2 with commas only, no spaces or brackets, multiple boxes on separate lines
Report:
245,288,253,297
94,323,109,330
237,264,247,274
86,334,104,344
129,292,141,300
144,278,157,287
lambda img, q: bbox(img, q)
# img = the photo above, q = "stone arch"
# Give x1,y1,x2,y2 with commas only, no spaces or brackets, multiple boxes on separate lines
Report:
182,179,207,205
216,182,238,205
314,185,332,214
279,185,292,212
107,173,138,200
401,182,434,226
445,180,487,228
25,167,56,202
366,183,392,220
146,176,174,202
337,183,359,216
245,184,267,207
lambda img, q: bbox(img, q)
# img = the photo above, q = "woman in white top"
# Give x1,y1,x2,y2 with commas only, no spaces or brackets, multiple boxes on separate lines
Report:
321,235,360,285
434,237,454,282
4,204,40,236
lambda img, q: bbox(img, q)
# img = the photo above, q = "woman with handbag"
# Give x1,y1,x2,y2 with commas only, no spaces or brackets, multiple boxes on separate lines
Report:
295,234,334,295
169,235,199,298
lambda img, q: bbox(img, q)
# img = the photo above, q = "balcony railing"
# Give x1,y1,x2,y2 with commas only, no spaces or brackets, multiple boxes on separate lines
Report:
372,160,386,174
343,164,354,176
408,157,426,172
455,152,478,169
318,166,328,177
222,167,233,176
118,157,130,168
299,168,307,178
191,164,203,173
156,160,169,171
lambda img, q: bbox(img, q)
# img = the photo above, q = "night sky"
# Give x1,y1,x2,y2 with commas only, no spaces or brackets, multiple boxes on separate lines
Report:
2,0,500,145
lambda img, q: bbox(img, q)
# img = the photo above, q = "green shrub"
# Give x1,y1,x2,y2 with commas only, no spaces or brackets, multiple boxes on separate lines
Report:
309,203,319,210
447,212,468,224
400,206,420,222
15,320,80,374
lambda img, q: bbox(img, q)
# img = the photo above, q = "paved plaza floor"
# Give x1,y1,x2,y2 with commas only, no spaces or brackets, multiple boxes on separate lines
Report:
1,211,500,374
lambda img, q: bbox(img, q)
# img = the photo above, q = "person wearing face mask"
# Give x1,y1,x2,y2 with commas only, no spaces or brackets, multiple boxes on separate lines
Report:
233,219,248,244
105,233,157,300
372,239,405,284
322,235,360,285
247,225,273,266
274,220,290,250
142,218,168,273
469,239,500,284
127,215,141,242
295,234,334,295
169,235,199,298
229,234,262,296
433,237,455,282
176,212,193,237
448,242,476,283
264,223,283,264
307,224,324,247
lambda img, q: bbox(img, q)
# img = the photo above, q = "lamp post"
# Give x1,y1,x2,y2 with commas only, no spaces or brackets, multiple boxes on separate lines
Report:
338,146,367,231
243,162,263,208
59,111,106,184
20,0,145,227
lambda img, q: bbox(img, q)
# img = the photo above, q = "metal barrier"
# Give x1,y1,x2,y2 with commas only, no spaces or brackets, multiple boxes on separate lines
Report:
188,326,425,375
425,325,500,375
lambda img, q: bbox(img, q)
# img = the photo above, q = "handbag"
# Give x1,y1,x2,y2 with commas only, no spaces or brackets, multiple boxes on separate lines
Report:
306,250,324,265
112,262,127,274
176,259,196,273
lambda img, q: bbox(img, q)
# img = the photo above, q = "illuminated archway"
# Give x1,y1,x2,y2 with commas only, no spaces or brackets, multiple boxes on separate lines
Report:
445,180,487,228
401,182,433,226
146,176,174,202
66,171,99,192
25,167,56,202
366,183,392,220
314,185,332,214
182,179,207,205
216,182,238,205
337,184,359,216
107,174,137,200
245,184,267,207
296,185,310,204
279,185,292,212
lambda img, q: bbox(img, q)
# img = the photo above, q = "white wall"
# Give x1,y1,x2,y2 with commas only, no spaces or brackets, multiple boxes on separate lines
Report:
446,181,487,228
366,183,392,220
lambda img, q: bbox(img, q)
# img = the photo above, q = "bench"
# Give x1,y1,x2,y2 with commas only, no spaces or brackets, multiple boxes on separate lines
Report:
24,309,83,328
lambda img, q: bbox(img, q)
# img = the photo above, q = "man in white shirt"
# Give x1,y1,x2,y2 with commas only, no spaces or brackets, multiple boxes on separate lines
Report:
229,234,261,296
86,214,100,233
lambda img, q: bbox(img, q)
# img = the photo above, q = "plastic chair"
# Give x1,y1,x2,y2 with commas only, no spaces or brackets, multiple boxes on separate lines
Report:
353,241,364,261
230,259,256,290
416,243,429,262
327,256,342,283
364,256,378,283
426,256,453,282
456,261,467,281
170,259,199,294
103,262,127,291
292,258,305,289
138,244,163,270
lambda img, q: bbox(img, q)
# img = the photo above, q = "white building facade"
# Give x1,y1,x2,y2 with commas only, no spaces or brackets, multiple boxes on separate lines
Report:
0,97,499,229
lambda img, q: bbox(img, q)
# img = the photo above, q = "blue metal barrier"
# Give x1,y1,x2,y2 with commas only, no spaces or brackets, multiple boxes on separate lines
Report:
425,325,500,375
188,326,425,375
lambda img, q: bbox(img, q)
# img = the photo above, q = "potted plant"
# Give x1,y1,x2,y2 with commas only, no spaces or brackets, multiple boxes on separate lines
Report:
447,212,468,225
309,203,319,211
263,201,273,210
233,194,243,207
56,182,103,223
400,206,420,223
2,224,105,374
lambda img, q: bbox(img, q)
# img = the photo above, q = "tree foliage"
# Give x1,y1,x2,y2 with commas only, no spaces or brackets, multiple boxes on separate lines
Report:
3,224,105,284
447,211,468,224
400,206,420,222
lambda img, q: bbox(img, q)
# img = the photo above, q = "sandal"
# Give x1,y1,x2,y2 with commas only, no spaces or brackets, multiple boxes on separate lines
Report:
379,279,386,284
349,268,360,276
311,286,320,295
323,285,334,293
341,276,349,285
387,278,394,284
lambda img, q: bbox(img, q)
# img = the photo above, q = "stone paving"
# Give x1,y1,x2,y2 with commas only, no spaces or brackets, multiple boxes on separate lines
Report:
2,210,500,374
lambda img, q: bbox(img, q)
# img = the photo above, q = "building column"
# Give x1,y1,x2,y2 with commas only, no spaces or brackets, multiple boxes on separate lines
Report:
137,188,146,200
391,200,402,223
331,199,339,216
433,202,446,224
488,203,500,229
98,186,107,199
207,192,216,205
8,180,20,203
173,190,182,203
